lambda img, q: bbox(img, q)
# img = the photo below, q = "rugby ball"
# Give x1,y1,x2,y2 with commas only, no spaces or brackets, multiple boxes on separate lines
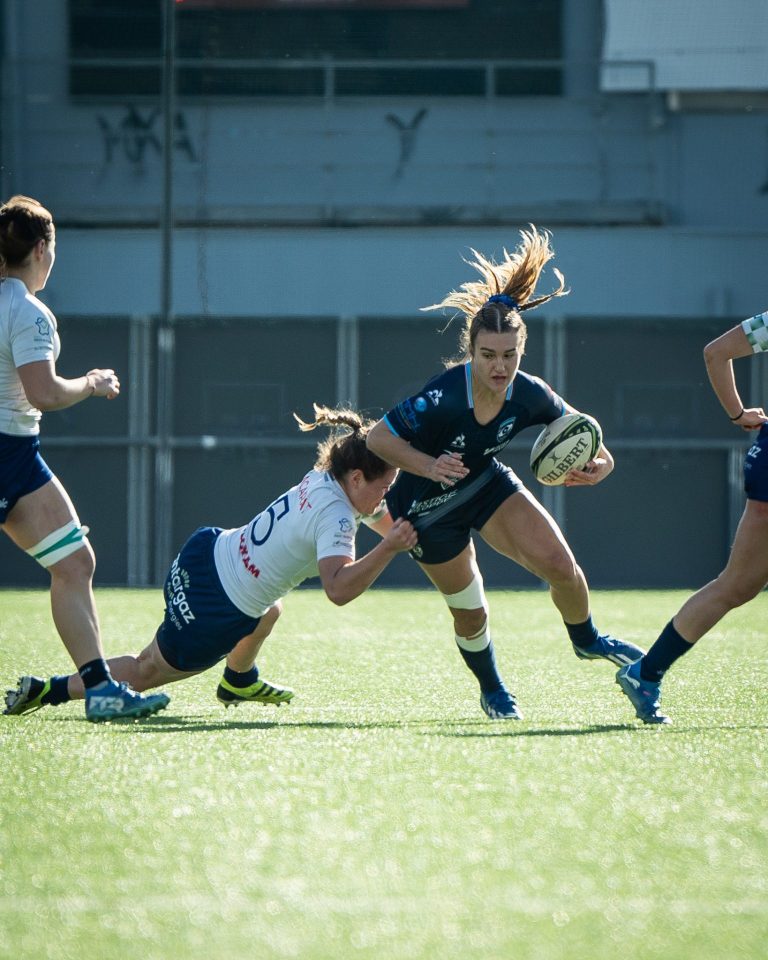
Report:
530,413,602,486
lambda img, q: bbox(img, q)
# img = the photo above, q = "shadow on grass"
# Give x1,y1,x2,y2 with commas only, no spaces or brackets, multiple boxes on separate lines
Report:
36,713,435,732
38,714,639,737
23,714,768,735
433,722,638,738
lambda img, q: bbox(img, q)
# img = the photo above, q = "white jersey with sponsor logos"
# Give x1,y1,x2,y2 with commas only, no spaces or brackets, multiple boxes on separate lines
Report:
213,469,369,618
0,278,60,435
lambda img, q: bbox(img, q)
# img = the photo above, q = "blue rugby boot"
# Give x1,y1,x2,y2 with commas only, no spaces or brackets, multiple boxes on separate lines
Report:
3,676,51,716
217,676,295,708
615,661,671,725
85,680,170,722
480,686,523,720
573,634,645,666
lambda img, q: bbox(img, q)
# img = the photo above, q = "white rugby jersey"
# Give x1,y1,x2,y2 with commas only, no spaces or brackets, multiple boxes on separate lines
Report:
214,469,375,617
0,278,60,435
742,311,768,354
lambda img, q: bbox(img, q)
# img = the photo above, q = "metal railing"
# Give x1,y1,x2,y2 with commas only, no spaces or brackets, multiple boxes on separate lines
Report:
67,56,655,102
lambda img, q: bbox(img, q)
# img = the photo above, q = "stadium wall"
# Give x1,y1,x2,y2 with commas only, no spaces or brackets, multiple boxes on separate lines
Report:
0,0,767,590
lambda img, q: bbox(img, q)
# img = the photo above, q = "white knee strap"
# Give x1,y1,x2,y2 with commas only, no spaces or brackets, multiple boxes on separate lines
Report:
442,572,486,611
26,521,90,568
455,622,491,653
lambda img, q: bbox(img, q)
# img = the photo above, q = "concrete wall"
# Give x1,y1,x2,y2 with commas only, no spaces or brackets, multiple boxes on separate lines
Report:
1,0,767,589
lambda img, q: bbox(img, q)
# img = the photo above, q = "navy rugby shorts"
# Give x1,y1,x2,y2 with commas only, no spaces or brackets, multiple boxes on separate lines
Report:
744,424,768,503
155,526,261,672
0,433,53,524
386,460,523,565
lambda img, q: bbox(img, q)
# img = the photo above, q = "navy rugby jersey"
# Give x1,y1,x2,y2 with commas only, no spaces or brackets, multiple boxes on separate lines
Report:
384,362,565,519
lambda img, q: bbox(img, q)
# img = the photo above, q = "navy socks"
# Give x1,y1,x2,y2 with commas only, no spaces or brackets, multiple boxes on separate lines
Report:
42,675,72,706
223,664,260,687
640,620,694,682
456,639,503,694
565,615,599,649
78,658,111,689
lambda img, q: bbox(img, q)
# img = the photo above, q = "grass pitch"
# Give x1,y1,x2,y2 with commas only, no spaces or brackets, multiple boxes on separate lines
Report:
0,587,766,960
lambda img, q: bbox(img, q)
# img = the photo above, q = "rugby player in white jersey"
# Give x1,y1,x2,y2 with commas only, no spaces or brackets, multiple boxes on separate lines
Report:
0,195,168,722
5,405,416,716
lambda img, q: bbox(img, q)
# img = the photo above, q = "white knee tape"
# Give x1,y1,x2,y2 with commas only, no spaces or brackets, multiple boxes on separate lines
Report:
442,572,486,611
455,622,490,653
26,521,90,568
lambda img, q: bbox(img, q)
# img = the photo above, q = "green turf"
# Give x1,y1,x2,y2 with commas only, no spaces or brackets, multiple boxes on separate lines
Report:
1,588,766,960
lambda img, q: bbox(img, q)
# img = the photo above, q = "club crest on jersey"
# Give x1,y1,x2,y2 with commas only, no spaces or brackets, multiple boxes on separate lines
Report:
496,417,516,443
450,434,466,449
34,316,51,339
426,389,443,406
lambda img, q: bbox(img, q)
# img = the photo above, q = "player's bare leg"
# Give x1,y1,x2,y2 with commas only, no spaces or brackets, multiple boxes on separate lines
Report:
481,490,644,666
673,499,768,642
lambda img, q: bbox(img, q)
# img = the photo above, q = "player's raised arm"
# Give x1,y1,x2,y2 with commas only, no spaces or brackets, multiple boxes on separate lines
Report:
703,321,768,431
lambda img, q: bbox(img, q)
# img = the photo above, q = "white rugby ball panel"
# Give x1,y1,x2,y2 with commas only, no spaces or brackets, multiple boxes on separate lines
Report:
530,413,602,486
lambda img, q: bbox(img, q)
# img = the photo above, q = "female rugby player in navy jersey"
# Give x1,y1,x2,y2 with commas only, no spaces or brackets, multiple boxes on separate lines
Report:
367,226,642,720
5,405,417,716
617,311,768,723
0,195,168,722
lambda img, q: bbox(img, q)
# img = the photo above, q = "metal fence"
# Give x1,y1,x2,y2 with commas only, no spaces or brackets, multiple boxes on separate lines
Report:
0,312,757,590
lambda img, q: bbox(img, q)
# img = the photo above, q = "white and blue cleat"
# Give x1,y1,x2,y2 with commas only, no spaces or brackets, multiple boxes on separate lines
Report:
573,633,645,666
480,686,523,720
85,680,170,722
616,660,671,725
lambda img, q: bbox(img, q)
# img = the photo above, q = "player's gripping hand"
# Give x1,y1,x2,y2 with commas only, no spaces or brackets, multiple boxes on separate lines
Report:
87,368,121,400
384,518,418,553
428,452,469,486
564,455,614,487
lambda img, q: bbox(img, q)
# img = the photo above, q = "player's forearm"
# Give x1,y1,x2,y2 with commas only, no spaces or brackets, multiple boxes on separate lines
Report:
324,541,399,606
596,443,613,469
26,374,93,411
367,421,434,478
703,324,756,418
704,342,742,418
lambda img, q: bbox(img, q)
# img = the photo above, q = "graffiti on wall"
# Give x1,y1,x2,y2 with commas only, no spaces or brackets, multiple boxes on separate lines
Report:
97,105,198,171
385,108,428,179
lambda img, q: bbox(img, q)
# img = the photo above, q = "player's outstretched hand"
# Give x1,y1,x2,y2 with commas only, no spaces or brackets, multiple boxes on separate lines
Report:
384,518,418,553
429,452,469,486
564,456,614,487
87,368,121,400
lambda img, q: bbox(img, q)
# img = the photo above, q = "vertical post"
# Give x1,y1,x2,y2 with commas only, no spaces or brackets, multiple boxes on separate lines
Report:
1,0,24,198
154,0,176,582
336,314,359,408
542,313,567,535
128,315,153,586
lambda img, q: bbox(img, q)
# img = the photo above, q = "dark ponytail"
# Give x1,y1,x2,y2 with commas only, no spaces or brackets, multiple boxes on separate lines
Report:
294,403,391,480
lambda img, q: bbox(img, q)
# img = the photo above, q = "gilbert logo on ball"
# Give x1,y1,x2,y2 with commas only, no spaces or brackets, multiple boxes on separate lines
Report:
530,413,602,486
